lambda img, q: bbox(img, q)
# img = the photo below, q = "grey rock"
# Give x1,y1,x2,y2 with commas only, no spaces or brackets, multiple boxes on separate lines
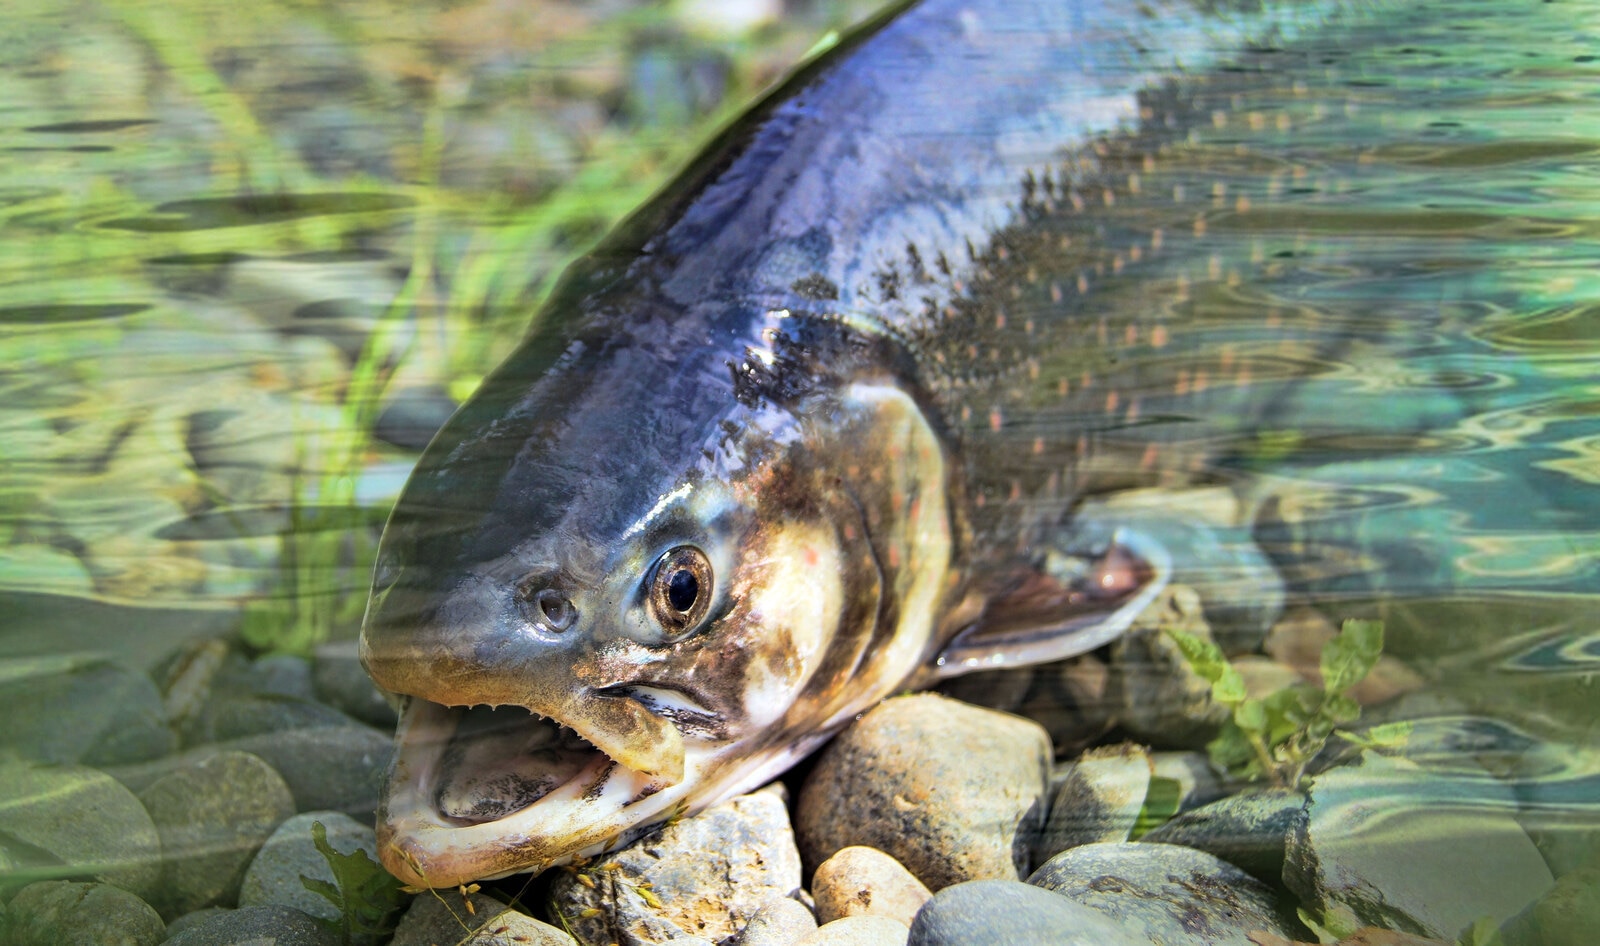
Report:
1498,864,1600,946
934,665,1035,714
1148,751,1228,814
733,897,818,946
1029,842,1300,946
0,761,162,901
392,889,575,946
1139,788,1306,885
1107,587,1229,749
181,692,363,747
374,385,456,450
796,694,1051,891
239,811,383,921
0,657,175,766
311,638,399,730
219,724,391,817
1284,752,1554,941
162,904,341,946
908,878,1149,946
136,750,296,917
813,846,931,926
1015,655,1117,755
1034,743,1151,866
4,880,166,946
247,654,317,701
166,907,233,938
549,787,802,946
795,915,909,946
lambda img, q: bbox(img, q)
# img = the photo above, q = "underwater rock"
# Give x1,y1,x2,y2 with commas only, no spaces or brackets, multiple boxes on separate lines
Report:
812,846,931,926
731,897,818,946
1015,654,1117,755
1284,751,1554,941
310,638,399,730
0,761,162,901
0,657,175,766
217,724,391,817
3,880,166,946
907,878,1147,946
136,750,296,917
1033,743,1152,866
244,653,317,702
796,693,1051,892
161,903,340,946
1029,841,1300,946
1497,864,1600,946
1148,751,1229,815
1139,788,1307,886
179,692,364,747
547,786,802,946
391,888,575,946
238,811,383,922
1108,587,1229,750
1263,608,1425,707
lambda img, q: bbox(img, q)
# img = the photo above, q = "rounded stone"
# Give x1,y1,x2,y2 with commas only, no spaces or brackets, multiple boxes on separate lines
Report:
5,880,166,946
1107,588,1229,750
391,890,574,946
813,846,931,926
0,658,176,766
908,879,1148,946
216,724,391,817
0,761,162,901
1029,842,1299,945
311,639,398,729
136,750,297,917
1034,743,1152,866
1139,788,1306,885
795,915,910,946
1284,752,1554,941
734,897,818,946
239,810,383,922
548,786,802,945
162,904,341,946
796,693,1051,891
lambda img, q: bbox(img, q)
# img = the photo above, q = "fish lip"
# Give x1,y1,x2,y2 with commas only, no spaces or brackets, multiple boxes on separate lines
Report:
376,693,687,888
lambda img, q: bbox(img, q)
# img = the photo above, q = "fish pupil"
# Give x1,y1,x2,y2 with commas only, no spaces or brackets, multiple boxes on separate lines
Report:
667,568,698,613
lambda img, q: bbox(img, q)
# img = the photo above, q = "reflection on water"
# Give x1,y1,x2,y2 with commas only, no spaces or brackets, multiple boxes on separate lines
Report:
0,0,1597,936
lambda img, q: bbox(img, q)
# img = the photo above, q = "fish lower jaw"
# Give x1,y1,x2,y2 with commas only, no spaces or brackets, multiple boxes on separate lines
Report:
376,696,685,888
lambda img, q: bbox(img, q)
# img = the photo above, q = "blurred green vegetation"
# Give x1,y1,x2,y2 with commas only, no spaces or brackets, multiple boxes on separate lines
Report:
0,0,882,654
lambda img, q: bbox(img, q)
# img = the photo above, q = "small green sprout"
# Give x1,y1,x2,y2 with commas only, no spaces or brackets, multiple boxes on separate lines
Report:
301,820,409,946
1166,619,1410,789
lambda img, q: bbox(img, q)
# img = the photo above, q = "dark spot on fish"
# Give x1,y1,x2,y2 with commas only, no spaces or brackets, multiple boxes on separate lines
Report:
624,782,666,807
581,761,617,802
24,119,155,133
791,273,838,300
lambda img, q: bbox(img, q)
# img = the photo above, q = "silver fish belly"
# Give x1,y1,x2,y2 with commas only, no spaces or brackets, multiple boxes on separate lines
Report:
360,0,1349,888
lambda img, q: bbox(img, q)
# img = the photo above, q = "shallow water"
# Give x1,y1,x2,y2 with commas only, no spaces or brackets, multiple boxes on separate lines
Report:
1,0,1597,935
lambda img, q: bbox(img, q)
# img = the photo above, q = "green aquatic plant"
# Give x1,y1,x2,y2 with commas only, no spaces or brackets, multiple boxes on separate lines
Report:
301,820,409,946
1166,619,1411,789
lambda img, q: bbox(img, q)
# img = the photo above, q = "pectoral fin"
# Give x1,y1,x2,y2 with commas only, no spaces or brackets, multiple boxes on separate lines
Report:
932,525,1171,679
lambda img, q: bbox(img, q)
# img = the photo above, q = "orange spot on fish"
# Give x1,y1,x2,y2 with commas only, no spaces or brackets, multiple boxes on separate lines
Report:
804,546,819,568
989,408,1003,432
1106,391,1119,412
1152,325,1169,348
1032,436,1045,455
1141,443,1160,471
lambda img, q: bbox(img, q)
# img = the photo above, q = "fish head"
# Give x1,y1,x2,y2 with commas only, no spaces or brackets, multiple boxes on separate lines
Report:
360,309,952,888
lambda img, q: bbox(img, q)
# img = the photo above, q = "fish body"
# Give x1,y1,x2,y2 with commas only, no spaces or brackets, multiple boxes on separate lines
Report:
361,0,1355,888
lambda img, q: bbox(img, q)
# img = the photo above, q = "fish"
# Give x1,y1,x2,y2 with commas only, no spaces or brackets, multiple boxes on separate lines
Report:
360,0,1372,888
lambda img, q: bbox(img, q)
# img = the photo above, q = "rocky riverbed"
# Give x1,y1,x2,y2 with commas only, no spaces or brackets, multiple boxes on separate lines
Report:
1,580,1592,946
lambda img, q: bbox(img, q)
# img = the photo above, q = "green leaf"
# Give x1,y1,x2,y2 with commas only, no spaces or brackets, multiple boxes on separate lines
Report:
1459,914,1506,946
1206,724,1258,777
1321,619,1383,694
300,820,408,946
1347,720,1413,750
1233,698,1267,734
1166,628,1227,683
1321,692,1361,724
1211,663,1248,707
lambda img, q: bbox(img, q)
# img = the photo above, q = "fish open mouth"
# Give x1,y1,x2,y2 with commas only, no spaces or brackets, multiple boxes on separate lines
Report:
377,690,693,887
431,704,608,825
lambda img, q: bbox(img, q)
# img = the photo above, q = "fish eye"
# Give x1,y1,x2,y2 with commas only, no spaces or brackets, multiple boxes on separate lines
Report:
648,545,713,637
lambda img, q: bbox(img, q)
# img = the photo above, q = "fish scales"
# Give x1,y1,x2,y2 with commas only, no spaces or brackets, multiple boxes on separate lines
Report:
361,0,1400,888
